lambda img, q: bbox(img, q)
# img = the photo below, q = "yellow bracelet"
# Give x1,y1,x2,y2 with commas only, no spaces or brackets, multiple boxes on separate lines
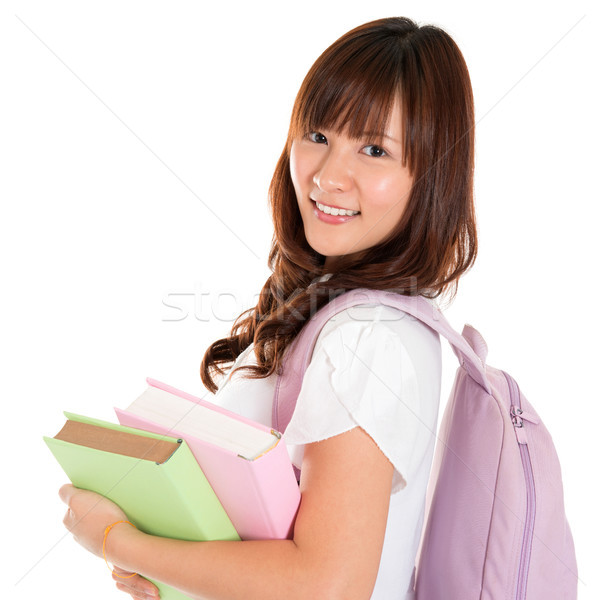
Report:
103,520,137,579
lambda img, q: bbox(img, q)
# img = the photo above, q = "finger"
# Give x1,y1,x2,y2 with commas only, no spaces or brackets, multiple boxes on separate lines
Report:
115,581,153,599
58,483,76,504
112,571,160,599
62,508,74,530
115,580,160,600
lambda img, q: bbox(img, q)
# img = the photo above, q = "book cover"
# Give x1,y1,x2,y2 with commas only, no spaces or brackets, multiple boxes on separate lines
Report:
45,412,239,600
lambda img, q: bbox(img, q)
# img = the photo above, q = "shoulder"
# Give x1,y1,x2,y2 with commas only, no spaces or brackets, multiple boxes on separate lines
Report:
312,300,441,369
286,298,443,492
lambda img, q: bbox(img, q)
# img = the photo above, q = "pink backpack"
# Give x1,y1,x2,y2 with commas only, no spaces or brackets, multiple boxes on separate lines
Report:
273,288,578,599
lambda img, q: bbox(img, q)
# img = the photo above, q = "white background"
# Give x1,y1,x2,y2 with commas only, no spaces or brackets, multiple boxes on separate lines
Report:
2,0,598,598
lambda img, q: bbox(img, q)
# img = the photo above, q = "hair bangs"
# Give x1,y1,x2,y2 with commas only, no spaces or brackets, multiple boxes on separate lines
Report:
289,38,403,148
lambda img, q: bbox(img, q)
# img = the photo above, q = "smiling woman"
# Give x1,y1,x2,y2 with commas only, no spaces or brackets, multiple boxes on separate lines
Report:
58,16,481,600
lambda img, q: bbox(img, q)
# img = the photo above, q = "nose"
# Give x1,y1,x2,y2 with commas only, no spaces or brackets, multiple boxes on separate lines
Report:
313,146,352,193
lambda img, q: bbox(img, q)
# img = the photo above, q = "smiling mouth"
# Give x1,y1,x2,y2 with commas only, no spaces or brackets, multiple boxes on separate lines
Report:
311,199,360,217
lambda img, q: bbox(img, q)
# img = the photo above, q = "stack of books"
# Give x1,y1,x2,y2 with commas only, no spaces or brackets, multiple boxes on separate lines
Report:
45,378,301,600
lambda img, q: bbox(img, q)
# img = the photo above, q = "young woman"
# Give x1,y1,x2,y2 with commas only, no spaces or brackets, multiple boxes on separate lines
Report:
59,16,477,600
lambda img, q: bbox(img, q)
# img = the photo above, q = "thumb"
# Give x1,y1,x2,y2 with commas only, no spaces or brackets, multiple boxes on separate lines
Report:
58,483,77,505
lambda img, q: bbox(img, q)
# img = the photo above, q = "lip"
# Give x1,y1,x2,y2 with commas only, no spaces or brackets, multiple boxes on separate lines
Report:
311,199,360,224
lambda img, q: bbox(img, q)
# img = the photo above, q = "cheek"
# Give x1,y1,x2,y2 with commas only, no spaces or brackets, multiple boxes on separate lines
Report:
365,172,413,212
289,144,310,196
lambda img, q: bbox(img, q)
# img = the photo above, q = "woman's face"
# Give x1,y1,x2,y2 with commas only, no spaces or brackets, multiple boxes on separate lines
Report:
290,99,413,269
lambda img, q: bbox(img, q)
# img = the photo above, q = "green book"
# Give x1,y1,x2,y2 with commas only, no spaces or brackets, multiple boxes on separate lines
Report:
45,412,240,600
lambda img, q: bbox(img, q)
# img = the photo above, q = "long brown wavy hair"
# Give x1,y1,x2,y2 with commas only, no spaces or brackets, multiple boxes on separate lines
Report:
200,16,477,393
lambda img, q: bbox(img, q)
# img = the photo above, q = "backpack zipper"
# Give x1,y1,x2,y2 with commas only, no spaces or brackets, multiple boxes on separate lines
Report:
502,371,537,600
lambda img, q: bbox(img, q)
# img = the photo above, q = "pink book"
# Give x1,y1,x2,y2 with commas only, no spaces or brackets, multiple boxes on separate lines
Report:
115,378,300,541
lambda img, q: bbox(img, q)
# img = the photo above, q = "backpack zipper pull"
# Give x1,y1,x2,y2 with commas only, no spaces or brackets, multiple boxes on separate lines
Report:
510,406,539,444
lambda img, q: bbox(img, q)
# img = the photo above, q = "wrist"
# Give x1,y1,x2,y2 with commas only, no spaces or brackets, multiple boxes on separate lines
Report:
104,520,143,572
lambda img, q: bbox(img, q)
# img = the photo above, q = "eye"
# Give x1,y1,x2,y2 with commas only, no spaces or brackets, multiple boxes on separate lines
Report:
363,144,387,158
306,131,328,144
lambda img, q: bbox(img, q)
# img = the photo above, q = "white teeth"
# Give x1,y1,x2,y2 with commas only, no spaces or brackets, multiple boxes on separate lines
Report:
316,201,359,216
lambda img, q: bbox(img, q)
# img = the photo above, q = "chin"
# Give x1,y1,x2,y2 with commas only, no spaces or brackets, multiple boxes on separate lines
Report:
308,243,342,260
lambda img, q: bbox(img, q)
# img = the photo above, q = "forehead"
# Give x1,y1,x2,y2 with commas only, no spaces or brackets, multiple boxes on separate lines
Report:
346,99,403,141
312,96,404,146
295,89,402,145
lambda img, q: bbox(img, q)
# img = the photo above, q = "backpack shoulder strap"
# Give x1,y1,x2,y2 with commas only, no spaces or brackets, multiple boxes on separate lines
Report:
272,287,491,433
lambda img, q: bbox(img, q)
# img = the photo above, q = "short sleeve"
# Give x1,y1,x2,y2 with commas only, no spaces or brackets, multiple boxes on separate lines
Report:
283,304,428,493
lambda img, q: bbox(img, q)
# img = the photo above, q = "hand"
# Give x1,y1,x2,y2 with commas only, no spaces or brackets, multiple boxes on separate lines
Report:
59,485,160,599
59,483,128,558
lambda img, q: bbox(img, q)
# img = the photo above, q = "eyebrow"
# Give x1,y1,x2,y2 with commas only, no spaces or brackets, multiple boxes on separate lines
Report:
359,132,402,144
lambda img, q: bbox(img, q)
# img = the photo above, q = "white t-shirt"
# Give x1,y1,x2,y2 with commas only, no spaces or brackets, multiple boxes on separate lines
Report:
213,298,442,599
